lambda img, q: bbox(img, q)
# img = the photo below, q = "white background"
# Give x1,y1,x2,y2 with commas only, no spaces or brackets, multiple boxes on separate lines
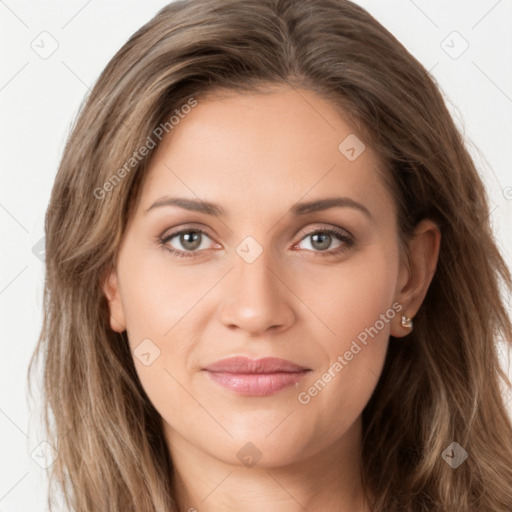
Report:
1,1,511,510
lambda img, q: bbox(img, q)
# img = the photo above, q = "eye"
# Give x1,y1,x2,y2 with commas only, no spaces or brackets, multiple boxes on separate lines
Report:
295,226,354,255
160,227,216,258
158,225,354,259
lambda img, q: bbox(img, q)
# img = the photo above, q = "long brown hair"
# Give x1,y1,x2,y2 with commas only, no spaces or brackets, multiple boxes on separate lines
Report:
29,0,512,510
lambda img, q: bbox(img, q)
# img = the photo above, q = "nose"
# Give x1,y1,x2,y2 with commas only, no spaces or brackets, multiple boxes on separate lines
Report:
219,248,296,337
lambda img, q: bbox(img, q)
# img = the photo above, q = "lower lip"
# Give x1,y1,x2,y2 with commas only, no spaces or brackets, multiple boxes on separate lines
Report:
204,371,309,396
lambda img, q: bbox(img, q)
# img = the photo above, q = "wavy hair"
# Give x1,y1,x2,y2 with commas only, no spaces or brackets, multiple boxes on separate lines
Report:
29,0,512,510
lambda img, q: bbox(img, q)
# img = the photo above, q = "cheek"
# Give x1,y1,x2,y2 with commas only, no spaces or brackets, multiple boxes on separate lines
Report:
119,249,206,343
302,240,400,348
295,244,398,430
117,251,211,412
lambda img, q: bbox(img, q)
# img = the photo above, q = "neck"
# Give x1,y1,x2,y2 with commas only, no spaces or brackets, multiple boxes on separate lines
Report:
166,416,370,512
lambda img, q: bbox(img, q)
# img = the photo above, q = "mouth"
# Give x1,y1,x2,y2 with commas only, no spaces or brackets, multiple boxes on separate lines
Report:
202,356,311,396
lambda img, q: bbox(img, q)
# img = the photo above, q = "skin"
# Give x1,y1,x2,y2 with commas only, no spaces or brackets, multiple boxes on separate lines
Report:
103,85,440,512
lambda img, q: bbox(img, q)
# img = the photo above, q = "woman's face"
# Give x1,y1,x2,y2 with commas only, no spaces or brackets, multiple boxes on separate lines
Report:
104,86,412,468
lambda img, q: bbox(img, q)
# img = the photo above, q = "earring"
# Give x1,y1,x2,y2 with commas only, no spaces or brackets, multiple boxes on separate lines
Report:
401,315,413,330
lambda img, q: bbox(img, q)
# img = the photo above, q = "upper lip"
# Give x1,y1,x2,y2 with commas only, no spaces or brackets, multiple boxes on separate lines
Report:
203,356,310,374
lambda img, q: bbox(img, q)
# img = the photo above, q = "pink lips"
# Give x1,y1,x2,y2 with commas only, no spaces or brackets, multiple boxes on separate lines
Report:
203,356,311,396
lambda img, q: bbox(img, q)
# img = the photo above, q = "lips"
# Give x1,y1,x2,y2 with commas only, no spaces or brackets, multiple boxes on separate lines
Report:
202,356,311,396
203,356,309,373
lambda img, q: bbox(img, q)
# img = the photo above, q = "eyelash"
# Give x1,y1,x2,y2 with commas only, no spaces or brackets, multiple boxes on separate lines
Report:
158,225,355,259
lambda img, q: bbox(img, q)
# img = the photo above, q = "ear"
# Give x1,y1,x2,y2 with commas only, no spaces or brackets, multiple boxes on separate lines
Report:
102,265,127,333
391,219,441,337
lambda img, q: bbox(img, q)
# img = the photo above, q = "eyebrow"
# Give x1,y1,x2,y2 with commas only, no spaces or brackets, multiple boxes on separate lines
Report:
144,196,372,219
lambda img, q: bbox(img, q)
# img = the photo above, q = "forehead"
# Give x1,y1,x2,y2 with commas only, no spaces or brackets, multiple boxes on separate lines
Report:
137,86,392,220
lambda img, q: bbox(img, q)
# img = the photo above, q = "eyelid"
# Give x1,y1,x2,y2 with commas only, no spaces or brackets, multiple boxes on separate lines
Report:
292,225,354,253
160,223,352,244
296,223,354,240
160,224,219,250
160,223,214,239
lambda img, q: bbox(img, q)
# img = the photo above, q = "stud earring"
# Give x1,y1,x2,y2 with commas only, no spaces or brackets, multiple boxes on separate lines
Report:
401,315,413,330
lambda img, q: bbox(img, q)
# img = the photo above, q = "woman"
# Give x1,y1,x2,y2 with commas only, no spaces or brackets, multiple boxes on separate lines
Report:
29,0,512,510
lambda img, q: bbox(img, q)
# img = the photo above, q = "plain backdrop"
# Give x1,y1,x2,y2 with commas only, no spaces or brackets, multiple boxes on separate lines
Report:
1,1,511,510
